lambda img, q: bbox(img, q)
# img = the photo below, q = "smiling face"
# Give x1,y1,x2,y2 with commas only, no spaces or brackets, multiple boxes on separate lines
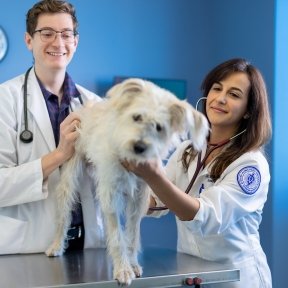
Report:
206,72,251,139
25,13,78,74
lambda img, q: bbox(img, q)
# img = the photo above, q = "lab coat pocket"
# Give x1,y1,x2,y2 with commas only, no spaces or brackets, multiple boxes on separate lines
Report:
0,215,26,254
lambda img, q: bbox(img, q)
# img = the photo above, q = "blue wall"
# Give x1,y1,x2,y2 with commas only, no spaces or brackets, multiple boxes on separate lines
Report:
0,0,210,103
273,1,288,287
0,1,286,287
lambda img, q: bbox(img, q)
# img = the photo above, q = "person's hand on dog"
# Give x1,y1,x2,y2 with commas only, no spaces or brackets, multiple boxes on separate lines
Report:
121,159,163,182
122,158,200,220
41,112,81,180
121,159,161,211
57,112,81,162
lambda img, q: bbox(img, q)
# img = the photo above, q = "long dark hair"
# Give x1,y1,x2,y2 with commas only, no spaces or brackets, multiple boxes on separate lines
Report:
182,58,272,181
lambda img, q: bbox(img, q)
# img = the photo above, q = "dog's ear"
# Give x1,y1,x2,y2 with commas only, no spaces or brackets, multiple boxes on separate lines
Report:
169,102,209,151
190,108,210,150
106,78,146,111
169,103,189,132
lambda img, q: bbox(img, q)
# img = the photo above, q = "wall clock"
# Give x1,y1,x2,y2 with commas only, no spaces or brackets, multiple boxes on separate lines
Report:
0,27,8,62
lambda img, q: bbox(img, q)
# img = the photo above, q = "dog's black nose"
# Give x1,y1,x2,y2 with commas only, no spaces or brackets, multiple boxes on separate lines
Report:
134,141,147,154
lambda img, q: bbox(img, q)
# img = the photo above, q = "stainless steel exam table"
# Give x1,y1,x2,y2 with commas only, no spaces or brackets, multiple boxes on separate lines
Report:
0,248,240,287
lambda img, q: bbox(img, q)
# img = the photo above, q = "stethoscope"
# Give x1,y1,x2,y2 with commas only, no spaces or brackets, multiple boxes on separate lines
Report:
20,67,84,143
20,67,34,143
149,96,246,211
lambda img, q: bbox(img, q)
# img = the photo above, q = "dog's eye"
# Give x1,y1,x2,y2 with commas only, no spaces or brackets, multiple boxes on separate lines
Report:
133,114,142,122
156,123,162,132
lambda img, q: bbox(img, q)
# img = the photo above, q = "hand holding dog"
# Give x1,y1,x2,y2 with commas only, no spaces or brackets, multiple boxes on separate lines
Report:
41,112,81,180
122,158,201,221
57,112,81,162
122,159,161,180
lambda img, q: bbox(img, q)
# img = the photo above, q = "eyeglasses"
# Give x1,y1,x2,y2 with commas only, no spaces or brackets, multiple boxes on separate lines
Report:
33,28,78,43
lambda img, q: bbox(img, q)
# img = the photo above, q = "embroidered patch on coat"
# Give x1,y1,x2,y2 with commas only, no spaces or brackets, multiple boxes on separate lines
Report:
237,166,261,194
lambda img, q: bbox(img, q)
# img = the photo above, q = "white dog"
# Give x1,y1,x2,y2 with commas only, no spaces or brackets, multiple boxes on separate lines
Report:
45,78,209,285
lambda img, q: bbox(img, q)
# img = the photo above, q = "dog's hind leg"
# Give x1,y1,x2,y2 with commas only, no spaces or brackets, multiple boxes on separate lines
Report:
45,153,81,256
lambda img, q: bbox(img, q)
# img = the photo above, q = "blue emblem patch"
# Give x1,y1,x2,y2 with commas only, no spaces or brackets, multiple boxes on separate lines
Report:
237,166,261,195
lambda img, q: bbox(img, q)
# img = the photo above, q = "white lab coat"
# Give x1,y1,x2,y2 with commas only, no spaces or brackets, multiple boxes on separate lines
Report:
155,140,272,287
0,68,106,254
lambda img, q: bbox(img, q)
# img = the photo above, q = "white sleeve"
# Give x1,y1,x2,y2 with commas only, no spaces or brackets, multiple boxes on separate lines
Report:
0,160,47,208
0,83,47,207
183,152,270,236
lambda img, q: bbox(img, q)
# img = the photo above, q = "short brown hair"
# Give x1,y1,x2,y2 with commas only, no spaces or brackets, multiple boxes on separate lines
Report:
26,0,78,35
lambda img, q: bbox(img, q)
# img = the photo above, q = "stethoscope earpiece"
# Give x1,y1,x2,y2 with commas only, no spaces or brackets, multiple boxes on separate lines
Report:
195,97,207,111
20,130,33,143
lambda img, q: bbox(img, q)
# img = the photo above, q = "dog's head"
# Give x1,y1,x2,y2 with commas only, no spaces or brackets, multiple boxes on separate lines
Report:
106,78,209,161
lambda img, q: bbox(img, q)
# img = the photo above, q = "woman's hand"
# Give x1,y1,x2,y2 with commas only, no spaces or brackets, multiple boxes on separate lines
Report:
121,159,162,212
121,158,162,181
121,158,200,220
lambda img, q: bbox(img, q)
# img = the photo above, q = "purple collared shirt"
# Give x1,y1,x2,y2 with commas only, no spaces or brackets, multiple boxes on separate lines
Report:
37,73,83,226
38,72,80,146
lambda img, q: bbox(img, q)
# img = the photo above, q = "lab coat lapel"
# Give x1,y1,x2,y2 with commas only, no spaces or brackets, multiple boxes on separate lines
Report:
26,69,56,151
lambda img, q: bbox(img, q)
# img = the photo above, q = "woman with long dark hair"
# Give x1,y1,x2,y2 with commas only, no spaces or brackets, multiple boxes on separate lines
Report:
124,58,272,287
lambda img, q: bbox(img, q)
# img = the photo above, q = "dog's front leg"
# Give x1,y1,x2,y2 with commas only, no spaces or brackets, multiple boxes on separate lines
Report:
125,183,149,278
104,211,135,286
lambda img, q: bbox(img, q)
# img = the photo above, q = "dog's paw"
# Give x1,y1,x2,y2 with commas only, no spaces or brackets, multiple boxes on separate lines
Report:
114,265,135,286
45,242,65,257
131,263,143,278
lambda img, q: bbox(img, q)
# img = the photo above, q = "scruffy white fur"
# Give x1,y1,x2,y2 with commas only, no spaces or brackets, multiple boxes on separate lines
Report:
45,78,209,285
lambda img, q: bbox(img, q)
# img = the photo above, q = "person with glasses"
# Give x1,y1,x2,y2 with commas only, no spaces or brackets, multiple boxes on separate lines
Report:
33,29,78,43
0,0,106,254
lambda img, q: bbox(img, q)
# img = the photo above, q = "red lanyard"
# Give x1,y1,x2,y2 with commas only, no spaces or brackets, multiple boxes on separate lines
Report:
150,139,230,211
184,138,230,195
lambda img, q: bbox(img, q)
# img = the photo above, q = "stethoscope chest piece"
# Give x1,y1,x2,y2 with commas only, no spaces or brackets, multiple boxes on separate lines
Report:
21,67,34,144
20,129,33,143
